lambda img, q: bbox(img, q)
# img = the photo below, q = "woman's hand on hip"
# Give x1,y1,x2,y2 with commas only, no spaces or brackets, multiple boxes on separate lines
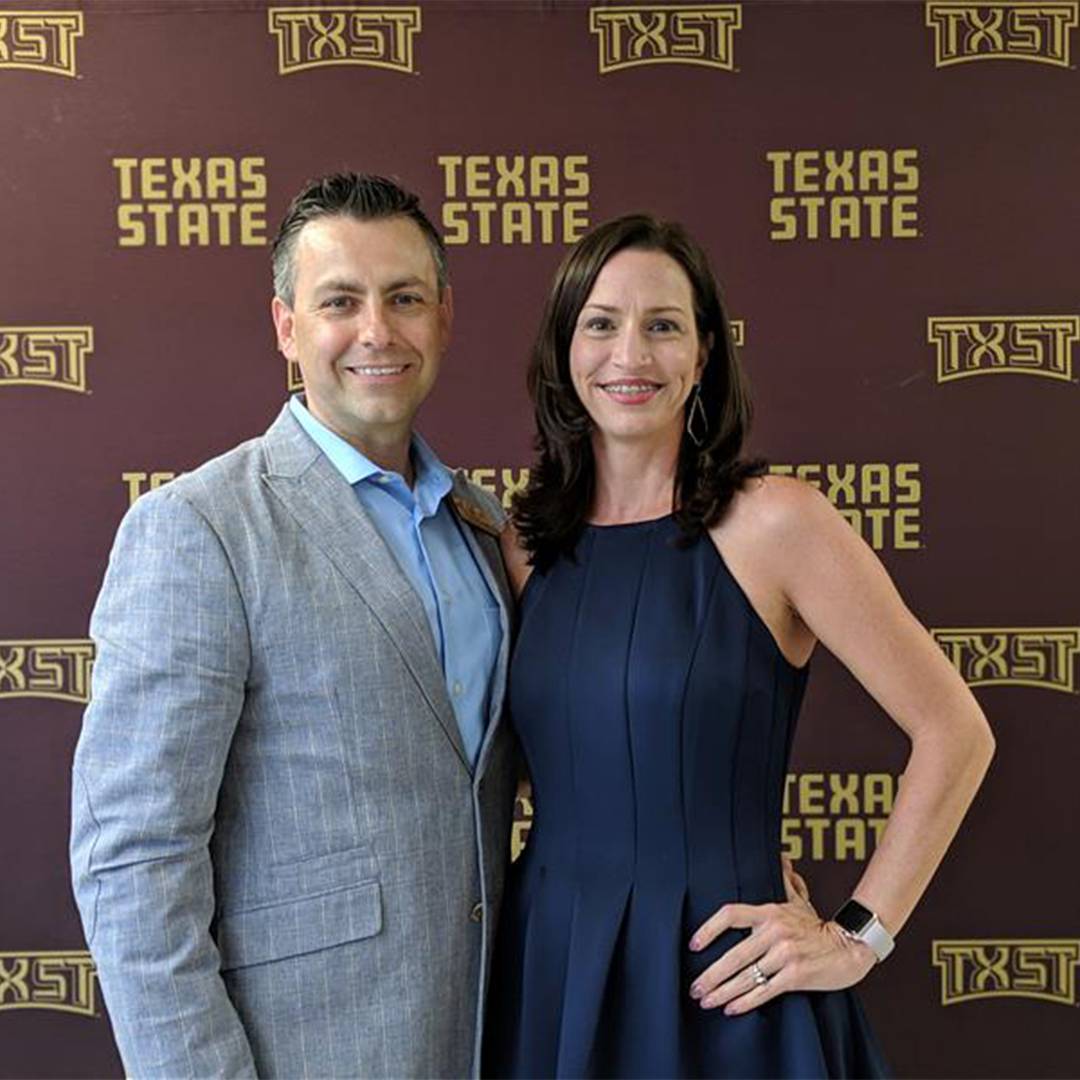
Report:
686,876,875,1015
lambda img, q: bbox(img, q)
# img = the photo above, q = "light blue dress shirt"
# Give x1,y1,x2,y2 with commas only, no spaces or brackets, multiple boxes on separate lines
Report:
289,396,501,767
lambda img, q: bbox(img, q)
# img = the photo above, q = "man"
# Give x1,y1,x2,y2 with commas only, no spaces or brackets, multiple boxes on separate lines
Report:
70,173,517,1078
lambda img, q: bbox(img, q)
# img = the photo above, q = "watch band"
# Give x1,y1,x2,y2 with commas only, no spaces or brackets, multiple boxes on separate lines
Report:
831,898,895,963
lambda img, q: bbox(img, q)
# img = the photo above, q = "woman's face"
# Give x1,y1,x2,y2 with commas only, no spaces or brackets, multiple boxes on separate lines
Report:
569,247,705,448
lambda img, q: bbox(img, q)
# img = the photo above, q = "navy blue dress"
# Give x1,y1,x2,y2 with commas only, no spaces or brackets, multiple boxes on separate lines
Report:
485,516,887,1079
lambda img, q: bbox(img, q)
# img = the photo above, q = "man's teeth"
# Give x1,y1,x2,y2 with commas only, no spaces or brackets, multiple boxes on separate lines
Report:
348,365,406,375
603,383,658,394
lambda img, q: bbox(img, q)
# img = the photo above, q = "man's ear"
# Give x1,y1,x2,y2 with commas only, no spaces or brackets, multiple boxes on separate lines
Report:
271,296,296,358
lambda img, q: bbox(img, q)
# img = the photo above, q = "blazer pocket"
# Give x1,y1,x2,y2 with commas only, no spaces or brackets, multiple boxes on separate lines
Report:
215,880,382,972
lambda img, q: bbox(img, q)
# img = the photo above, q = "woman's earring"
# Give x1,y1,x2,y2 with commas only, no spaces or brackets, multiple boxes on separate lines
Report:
686,382,708,448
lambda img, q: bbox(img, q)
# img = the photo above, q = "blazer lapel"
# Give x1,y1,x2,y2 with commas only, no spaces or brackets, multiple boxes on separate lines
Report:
260,406,468,770
448,473,515,780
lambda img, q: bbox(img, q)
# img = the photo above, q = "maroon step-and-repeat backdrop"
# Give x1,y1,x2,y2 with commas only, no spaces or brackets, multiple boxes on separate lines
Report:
2,1,1078,1077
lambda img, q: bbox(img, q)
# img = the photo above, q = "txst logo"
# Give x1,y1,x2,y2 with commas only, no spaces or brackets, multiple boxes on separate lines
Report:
0,640,95,704
931,627,1080,693
0,326,93,393
589,4,741,73
0,952,98,1017
267,5,421,75
926,1,1078,67
0,10,83,77
932,940,1080,1006
928,315,1078,383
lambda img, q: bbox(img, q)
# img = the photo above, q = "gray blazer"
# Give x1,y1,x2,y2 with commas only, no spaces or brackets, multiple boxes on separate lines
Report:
70,404,518,1079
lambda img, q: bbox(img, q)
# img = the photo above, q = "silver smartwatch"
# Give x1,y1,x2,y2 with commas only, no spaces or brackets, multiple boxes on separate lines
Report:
831,899,895,962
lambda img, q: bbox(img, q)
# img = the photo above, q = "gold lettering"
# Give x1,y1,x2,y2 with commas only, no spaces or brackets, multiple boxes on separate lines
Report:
0,953,98,1016
781,772,896,862
930,316,1078,383
933,940,1080,1005
968,9,1007,53
827,773,860,815
926,2,1078,68
439,155,590,246
268,7,422,75
590,5,740,73
114,158,267,248
0,641,95,703
501,468,530,507
0,958,30,1005
123,472,178,506
933,628,1080,692
0,646,27,693
0,12,83,77
0,327,93,392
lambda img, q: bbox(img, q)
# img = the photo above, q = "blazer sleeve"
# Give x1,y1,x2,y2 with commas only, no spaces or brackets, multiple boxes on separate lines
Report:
70,488,257,1078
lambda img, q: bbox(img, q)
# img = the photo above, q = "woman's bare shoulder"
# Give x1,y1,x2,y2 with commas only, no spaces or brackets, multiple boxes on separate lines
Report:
719,472,830,545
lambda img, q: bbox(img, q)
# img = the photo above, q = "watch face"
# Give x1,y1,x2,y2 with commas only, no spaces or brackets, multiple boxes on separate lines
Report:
834,899,875,935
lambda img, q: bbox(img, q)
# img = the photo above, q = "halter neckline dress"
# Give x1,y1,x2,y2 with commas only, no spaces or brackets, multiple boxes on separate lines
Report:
485,514,887,1079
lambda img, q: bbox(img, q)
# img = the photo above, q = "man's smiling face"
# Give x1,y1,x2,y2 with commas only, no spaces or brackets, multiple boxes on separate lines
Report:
272,213,452,452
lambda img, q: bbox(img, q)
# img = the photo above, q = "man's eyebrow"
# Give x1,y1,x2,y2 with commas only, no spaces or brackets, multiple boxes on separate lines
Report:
384,276,430,292
312,276,431,295
313,278,364,295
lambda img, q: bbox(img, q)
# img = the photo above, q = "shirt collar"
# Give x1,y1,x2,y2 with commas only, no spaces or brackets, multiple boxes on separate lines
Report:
289,395,453,515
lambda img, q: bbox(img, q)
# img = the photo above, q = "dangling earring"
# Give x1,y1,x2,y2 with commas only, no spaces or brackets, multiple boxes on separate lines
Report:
686,382,708,448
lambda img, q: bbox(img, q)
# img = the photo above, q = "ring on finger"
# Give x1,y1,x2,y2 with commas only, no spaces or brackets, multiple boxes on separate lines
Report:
749,961,769,987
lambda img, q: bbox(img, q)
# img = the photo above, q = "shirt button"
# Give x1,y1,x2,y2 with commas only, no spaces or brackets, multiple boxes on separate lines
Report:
469,902,484,923
453,681,463,697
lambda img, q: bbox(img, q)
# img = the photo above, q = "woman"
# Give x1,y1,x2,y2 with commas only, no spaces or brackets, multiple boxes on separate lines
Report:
484,214,994,1078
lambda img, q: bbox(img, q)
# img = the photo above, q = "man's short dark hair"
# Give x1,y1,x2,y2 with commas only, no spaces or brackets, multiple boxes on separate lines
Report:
271,172,449,305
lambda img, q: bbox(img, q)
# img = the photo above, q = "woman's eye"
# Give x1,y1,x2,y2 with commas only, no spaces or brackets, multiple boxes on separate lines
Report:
649,319,678,333
584,316,614,331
